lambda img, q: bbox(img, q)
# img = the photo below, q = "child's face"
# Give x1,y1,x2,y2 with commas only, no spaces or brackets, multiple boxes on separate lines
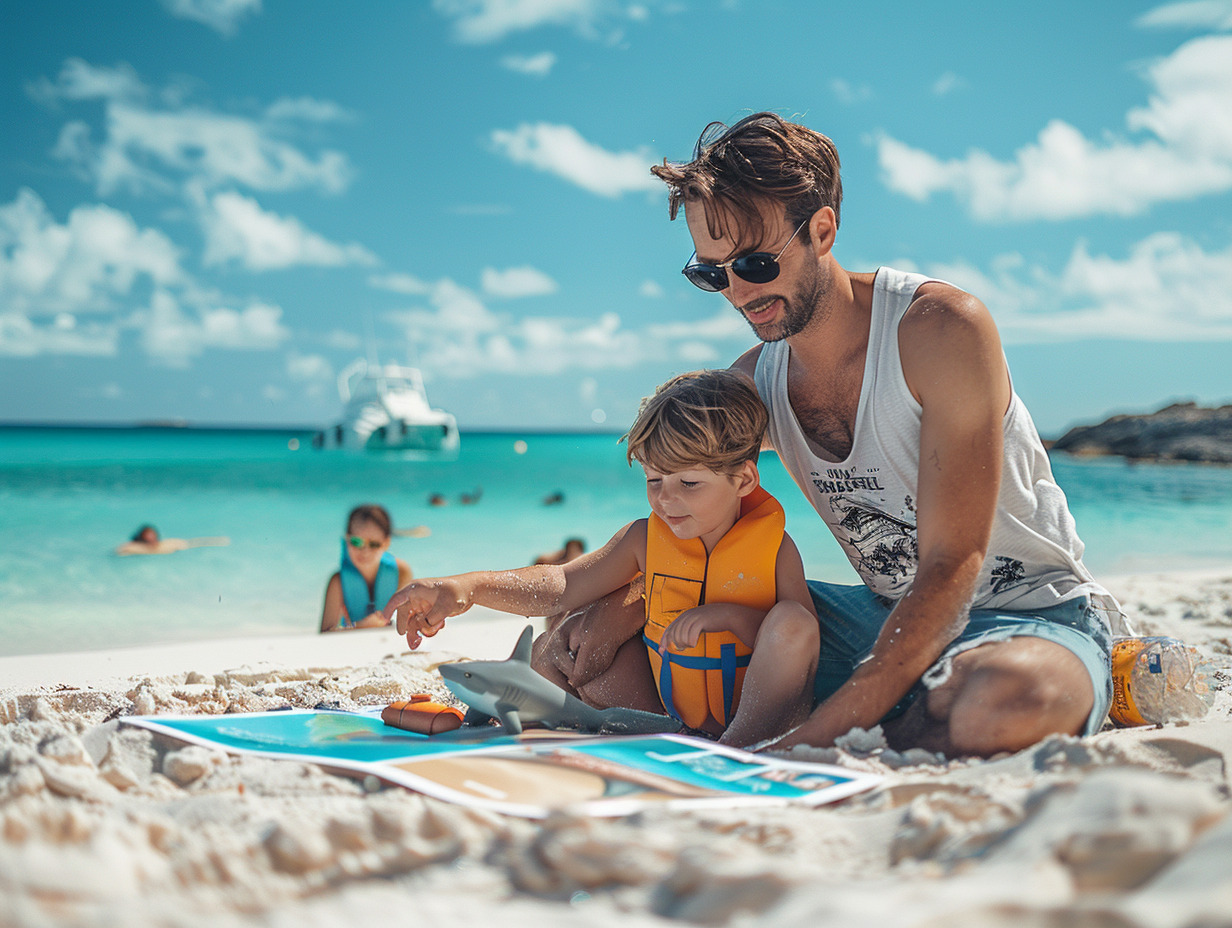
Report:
642,462,752,552
345,518,389,568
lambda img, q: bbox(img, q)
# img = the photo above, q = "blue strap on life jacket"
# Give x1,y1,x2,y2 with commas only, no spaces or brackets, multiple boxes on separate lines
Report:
338,539,398,627
643,634,752,725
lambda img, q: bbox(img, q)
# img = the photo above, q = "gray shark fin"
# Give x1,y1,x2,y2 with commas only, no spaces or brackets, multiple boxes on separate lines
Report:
495,701,523,735
510,625,534,664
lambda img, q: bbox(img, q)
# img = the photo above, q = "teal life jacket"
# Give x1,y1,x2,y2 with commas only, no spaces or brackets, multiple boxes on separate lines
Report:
338,539,399,627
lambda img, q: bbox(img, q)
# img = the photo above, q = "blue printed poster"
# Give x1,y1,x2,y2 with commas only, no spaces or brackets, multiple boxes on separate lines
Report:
124,710,881,818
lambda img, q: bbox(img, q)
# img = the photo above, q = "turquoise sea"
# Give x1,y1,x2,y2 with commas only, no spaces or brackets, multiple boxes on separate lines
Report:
3,426,1232,658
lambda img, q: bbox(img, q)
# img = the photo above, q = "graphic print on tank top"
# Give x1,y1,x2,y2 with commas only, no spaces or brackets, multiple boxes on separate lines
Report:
809,464,918,598
989,555,1028,596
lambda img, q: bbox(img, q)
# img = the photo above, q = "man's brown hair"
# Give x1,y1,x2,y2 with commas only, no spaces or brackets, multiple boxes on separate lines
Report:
623,369,767,475
650,112,842,255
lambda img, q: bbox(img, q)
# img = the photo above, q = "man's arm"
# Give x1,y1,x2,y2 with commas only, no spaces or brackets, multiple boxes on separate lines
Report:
770,284,1010,748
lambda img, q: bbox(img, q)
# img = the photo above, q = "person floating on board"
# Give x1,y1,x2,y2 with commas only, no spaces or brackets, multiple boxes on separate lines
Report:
320,504,413,632
535,112,1124,758
533,537,586,566
115,525,229,556
383,369,821,748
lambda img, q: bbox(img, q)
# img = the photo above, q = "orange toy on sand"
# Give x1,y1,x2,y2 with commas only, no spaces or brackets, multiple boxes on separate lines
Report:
381,695,465,735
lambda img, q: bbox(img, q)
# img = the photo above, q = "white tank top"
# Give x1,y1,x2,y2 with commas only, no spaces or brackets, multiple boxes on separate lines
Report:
754,266,1110,612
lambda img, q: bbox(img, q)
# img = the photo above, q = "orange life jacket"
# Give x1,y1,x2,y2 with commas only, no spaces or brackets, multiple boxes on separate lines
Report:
642,486,784,730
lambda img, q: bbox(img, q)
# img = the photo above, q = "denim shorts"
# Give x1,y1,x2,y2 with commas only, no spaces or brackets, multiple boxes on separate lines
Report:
808,580,1114,736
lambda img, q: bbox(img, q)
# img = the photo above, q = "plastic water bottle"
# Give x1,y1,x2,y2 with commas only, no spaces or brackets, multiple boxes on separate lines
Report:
1109,636,1214,726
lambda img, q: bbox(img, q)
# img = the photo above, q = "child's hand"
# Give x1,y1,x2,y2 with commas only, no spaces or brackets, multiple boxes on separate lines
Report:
660,605,722,653
659,603,763,654
383,578,471,649
355,611,392,629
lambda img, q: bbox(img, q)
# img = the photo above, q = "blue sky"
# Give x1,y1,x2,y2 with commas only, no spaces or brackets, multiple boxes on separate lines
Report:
2,0,1231,435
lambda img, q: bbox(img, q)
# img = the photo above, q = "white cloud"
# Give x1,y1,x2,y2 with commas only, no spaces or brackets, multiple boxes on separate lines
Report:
501,52,557,76
925,232,1232,342
481,265,558,297
876,34,1232,220
419,310,648,377
286,352,333,382
385,272,753,379
27,59,145,104
0,188,182,317
37,59,353,196
639,280,664,298
369,272,431,295
434,0,606,43
0,312,119,357
264,96,353,124
200,190,377,270
931,72,965,96
830,78,873,105
1136,0,1232,30
676,341,721,362
160,0,263,35
647,310,749,342
392,278,505,339
99,104,353,195
139,289,289,366
490,122,660,197
323,329,363,351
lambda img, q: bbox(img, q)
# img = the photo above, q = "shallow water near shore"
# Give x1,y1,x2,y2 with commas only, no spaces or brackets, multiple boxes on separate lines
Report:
3,425,1232,657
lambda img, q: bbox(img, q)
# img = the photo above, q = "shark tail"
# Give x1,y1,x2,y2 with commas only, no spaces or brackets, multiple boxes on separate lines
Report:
594,706,680,735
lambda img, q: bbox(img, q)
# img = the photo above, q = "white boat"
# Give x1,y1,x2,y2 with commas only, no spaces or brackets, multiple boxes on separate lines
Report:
313,359,459,453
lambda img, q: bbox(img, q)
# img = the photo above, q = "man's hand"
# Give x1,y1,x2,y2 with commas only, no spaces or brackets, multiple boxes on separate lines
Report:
535,584,644,689
383,578,471,649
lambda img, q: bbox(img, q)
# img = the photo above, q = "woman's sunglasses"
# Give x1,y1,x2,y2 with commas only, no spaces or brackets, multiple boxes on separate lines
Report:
681,219,808,292
346,535,385,550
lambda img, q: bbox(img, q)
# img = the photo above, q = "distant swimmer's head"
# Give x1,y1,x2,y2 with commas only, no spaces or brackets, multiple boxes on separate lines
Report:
131,525,160,544
623,369,767,477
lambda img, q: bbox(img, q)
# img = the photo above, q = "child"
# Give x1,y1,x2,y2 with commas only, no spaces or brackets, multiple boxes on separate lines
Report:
383,370,820,747
320,504,414,632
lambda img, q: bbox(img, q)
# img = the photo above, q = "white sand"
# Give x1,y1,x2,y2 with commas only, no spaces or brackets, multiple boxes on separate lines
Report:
2,577,1231,928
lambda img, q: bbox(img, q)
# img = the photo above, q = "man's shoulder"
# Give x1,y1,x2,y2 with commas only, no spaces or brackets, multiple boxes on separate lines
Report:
900,279,994,343
730,345,763,380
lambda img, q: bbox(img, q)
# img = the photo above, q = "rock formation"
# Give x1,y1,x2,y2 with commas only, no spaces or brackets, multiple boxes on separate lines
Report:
1051,402,1232,464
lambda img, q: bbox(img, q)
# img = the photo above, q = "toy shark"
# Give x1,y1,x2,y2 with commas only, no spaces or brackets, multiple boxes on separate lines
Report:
439,625,679,736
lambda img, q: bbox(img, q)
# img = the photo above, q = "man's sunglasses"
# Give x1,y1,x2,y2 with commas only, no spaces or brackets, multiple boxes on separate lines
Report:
346,535,385,550
681,219,808,292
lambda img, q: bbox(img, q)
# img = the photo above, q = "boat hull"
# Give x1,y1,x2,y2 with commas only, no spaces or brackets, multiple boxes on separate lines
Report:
313,359,460,455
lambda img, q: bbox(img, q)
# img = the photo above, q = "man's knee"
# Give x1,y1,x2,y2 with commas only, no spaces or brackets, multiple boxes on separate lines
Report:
942,644,1093,755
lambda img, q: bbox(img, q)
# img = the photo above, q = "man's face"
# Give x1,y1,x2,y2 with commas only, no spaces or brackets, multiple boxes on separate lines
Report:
684,203,827,342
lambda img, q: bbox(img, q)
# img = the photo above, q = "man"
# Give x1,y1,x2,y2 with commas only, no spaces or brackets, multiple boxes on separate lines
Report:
533,113,1121,757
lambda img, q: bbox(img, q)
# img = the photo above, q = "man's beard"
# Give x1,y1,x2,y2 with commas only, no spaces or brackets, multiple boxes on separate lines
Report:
740,261,827,342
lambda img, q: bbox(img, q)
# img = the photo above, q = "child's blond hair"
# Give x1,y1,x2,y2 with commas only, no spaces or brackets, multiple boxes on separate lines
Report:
623,369,767,475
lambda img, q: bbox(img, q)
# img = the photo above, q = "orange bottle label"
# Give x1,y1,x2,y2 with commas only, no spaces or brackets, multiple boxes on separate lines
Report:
1109,638,1149,727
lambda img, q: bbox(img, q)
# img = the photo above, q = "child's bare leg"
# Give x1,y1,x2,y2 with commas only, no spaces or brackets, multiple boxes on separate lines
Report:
719,602,819,748
576,636,664,713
